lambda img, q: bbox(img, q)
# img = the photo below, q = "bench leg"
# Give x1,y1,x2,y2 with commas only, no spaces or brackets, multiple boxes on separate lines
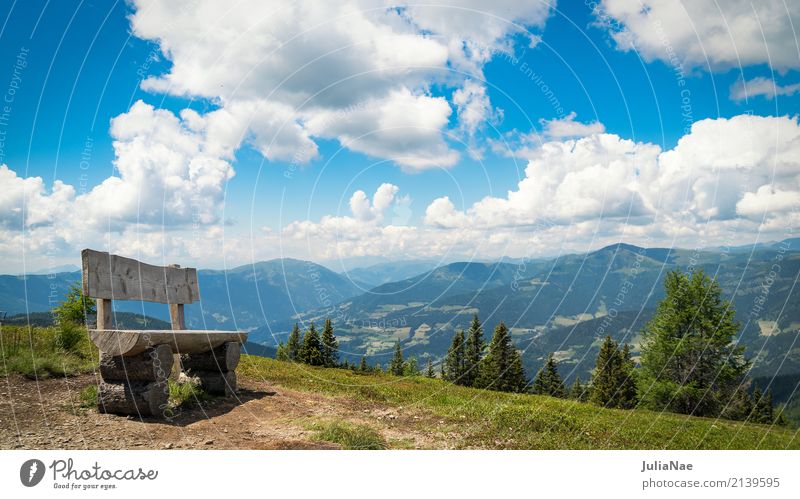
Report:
97,344,173,417
182,342,241,396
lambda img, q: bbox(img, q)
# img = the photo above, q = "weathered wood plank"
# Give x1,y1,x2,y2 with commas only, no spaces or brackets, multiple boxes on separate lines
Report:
89,329,248,357
81,249,200,304
167,263,186,380
96,298,113,330
182,342,240,372
99,344,173,382
97,380,169,417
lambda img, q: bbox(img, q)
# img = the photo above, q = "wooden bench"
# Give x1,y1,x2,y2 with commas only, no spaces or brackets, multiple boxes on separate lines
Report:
82,249,247,417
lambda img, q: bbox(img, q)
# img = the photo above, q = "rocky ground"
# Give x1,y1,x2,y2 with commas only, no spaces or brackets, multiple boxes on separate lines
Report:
0,374,438,449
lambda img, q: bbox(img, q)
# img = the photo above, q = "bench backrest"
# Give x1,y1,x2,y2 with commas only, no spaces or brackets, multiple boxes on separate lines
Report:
82,249,200,331
81,249,200,304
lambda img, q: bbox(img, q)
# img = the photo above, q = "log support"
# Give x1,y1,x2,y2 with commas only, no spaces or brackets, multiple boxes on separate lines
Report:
182,342,240,396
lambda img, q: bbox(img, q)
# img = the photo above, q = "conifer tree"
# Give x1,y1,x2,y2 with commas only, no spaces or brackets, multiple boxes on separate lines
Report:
722,386,754,421
477,322,527,392
590,336,623,407
570,377,589,402
320,318,339,367
425,359,435,378
751,387,775,424
463,314,485,387
638,270,749,416
444,330,467,384
531,353,565,398
617,343,638,409
390,341,405,376
404,357,419,376
286,323,301,360
359,356,368,372
298,322,323,366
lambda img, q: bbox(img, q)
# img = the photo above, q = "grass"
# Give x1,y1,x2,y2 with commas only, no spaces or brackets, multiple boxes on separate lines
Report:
311,420,387,449
239,355,800,450
0,325,97,379
168,378,212,409
79,384,98,408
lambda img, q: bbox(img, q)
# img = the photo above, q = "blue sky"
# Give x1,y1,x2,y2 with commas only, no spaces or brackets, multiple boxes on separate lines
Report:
1,1,799,273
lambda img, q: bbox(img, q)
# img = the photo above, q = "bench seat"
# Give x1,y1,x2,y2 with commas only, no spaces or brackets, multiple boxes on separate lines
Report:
89,329,248,357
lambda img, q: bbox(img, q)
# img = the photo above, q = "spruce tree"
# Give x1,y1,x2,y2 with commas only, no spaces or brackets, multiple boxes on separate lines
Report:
722,385,754,421
570,377,589,402
298,322,323,366
359,356,368,372
531,353,565,398
751,387,775,424
463,314,485,387
444,330,466,384
617,343,638,409
276,342,289,361
320,318,339,367
404,357,419,376
477,322,527,393
286,323,302,361
425,359,435,378
638,270,749,416
590,336,623,407
390,341,405,376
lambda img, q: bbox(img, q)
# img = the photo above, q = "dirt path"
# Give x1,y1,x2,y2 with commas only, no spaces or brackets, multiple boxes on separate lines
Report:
0,374,442,449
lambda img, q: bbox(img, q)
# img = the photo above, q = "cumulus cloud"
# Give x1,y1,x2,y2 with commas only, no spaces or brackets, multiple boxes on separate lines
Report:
0,165,75,228
128,0,553,170
426,114,800,235
595,0,800,70
75,101,235,229
540,112,605,139
730,76,800,101
305,89,459,171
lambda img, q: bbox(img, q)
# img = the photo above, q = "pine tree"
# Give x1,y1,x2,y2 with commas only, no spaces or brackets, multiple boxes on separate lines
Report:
320,318,339,367
532,353,565,398
463,314,485,387
638,270,749,417
390,341,405,376
359,356,368,372
590,336,638,409
617,343,638,409
476,322,527,392
751,387,775,424
298,322,323,366
404,357,419,376
444,330,466,384
590,336,623,406
722,385,754,421
570,377,589,402
275,342,289,361
425,359,435,378
286,323,301,360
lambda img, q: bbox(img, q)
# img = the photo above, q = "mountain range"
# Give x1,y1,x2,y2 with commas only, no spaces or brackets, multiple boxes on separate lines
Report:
2,240,799,383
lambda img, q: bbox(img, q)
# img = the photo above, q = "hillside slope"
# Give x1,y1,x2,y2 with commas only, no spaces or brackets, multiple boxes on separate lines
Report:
2,355,797,450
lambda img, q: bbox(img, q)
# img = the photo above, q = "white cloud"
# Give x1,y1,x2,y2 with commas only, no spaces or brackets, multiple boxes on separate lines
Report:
596,0,800,70
128,0,554,170
305,88,459,171
0,165,75,228
349,183,400,222
74,101,235,229
736,185,800,218
730,76,800,101
426,114,800,236
540,112,605,139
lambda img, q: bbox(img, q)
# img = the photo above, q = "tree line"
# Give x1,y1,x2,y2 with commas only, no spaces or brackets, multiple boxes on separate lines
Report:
275,269,787,426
